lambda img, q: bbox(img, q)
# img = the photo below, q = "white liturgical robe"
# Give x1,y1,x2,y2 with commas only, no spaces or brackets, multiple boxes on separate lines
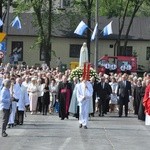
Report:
77,81,93,126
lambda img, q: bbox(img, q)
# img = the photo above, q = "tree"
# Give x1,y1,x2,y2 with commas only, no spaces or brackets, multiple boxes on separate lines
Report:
14,0,52,66
101,0,150,56
73,0,95,61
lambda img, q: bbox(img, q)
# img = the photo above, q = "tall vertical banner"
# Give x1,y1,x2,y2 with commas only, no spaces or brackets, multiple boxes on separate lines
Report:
82,62,91,80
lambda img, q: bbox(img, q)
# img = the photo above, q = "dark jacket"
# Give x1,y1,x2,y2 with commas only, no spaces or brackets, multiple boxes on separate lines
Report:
96,82,112,100
117,80,132,104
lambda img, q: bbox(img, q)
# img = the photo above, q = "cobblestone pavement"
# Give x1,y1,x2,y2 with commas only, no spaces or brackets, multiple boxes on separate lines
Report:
0,111,150,150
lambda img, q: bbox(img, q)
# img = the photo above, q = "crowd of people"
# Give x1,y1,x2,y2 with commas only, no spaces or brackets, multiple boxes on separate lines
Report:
0,62,150,137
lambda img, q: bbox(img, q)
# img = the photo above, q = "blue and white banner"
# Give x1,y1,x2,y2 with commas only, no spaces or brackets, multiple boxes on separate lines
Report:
74,21,88,36
11,16,22,29
103,21,113,36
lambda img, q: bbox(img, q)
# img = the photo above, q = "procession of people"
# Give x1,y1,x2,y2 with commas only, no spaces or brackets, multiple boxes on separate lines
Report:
0,43,150,138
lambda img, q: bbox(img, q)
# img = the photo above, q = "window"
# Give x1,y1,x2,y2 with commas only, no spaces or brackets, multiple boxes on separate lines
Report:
146,47,150,60
60,0,70,8
11,41,23,61
118,46,133,56
63,0,70,7
70,44,81,58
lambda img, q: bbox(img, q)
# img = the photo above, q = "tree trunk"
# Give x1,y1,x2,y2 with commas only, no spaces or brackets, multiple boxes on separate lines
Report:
81,0,93,62
43,40,50,67
33,0,52,67
123,2,143,52
46,0,52,67
116,0,130,55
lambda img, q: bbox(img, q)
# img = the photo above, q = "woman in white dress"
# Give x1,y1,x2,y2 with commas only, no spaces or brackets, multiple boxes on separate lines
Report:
49,79,58,113
109,77,118,112
27,77,38,114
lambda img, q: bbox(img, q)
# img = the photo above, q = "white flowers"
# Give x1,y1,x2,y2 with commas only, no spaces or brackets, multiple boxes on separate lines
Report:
69,67,99,81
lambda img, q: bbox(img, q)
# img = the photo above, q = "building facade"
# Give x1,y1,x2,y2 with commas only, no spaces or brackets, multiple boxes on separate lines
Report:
2,14,150,72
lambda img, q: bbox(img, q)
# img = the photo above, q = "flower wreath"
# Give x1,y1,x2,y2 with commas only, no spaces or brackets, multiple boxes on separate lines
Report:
69,67,99,81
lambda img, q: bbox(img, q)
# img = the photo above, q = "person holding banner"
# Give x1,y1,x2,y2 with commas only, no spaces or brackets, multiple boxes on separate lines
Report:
77,63,93,129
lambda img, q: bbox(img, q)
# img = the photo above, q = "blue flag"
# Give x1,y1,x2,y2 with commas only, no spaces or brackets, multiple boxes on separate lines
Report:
0,19,3,27
91,23,98,41
0,42,6,51
11,16,22,29
74,21,88,36
103,21,113,36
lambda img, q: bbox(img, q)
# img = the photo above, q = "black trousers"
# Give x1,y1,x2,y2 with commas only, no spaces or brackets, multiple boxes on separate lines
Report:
98,99,106,116
91,97,96,115
15,107,24,124
37,96,43,113
119,103,128,116
42,103,49,115
2,109,10,133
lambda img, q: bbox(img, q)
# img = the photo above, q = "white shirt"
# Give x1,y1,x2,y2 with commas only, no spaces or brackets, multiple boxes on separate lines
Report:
13,83,29,111
77,81,93,104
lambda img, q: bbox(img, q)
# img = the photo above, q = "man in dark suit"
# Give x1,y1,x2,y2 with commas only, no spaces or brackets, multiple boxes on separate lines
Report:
96,76,112,116
117,74,132,117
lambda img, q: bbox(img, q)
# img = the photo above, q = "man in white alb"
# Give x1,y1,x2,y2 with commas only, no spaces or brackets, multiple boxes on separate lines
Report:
77,77,93,129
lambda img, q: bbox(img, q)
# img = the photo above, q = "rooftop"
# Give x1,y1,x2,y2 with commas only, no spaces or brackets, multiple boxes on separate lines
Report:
3,13,150,41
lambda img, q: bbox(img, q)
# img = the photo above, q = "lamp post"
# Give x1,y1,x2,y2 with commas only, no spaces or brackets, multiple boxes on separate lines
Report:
94,0,99,71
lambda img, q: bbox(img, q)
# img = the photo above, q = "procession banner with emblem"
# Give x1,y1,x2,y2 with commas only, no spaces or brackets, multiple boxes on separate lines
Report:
82,62,91,81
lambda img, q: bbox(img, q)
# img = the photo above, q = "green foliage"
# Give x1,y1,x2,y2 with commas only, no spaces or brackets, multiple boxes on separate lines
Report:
69,67,99,81
72,0,95,18
100,0,124,17
100,0,150,17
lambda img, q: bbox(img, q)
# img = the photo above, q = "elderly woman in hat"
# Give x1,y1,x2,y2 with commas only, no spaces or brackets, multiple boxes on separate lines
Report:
27,77,38,114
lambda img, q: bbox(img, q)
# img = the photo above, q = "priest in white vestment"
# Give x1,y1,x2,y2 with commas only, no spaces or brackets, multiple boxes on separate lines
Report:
77,62,93,129
13,78,29,125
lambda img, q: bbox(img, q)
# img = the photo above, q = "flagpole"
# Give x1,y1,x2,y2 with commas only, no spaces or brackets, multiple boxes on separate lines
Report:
94,0,99,71
5,0,11,63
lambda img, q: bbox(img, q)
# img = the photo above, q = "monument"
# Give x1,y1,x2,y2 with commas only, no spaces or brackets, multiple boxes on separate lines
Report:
79,42,88,68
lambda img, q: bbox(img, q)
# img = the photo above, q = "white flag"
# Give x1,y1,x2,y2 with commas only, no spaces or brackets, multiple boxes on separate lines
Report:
91,23,98,41
74,21,88,36
103,21,113,36
11,16,22,29
0,19,3,27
